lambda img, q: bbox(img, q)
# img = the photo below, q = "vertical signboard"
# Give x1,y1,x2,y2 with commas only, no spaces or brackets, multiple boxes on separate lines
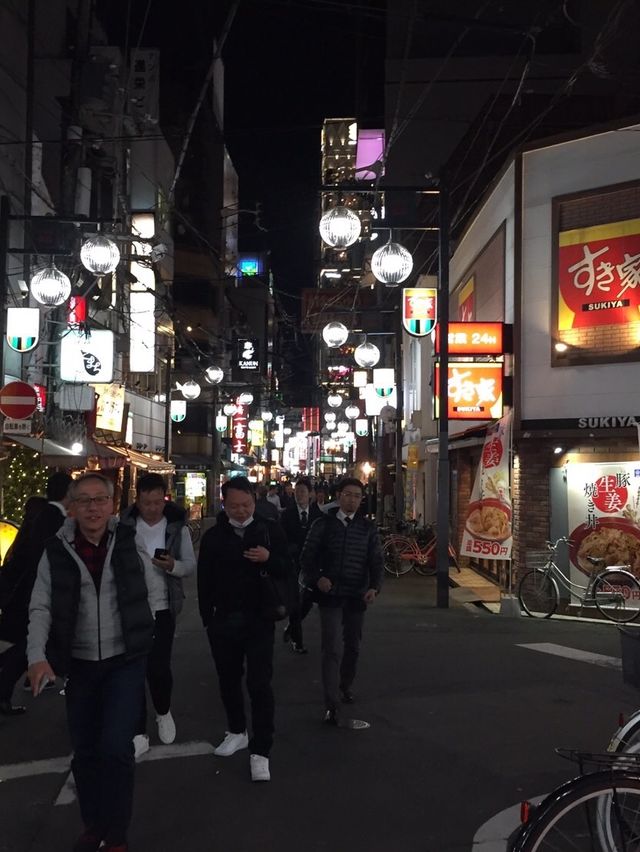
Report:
232,404,248,454
460,412,512,561
402,288,437,336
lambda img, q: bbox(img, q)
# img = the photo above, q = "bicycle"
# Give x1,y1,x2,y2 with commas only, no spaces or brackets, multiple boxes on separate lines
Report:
517,537,640,623
509,749,640,851
187,519,201,546
382,521,460,578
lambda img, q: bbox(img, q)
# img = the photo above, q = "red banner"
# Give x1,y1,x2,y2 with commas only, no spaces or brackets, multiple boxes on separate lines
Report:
231,405,248,454
558,218,640,329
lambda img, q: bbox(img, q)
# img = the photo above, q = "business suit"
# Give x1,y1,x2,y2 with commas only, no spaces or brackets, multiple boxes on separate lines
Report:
280,502,323,650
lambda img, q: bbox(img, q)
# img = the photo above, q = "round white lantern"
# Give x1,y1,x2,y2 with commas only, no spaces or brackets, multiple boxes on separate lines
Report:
223,403,237,416
30,264,71,307
345,404,360,420
238,391,254,405
260,410,273,422
324,411,337,423
204,365,224,384
371,240,413,285
354,341,380,368
181,380,201,400
216,414,228,432
319,206,361,248
337,421,349,435
327,393,342,408
322,321,349,348
80,235,121,276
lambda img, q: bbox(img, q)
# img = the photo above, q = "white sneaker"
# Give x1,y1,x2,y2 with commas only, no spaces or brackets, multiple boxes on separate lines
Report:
156,711,176,744
250,754,270,782
133,734,150,760
213,730,248,757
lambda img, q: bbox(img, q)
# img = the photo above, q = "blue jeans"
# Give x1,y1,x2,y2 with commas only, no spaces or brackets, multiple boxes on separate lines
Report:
66,655,146,845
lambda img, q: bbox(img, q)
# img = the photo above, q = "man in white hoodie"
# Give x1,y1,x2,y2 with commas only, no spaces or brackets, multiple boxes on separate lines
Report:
27,473,160,852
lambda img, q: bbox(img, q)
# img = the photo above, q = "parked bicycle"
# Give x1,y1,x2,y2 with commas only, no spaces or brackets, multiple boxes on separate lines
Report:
382,520,459,577
187,519,201,546
517,537,640,623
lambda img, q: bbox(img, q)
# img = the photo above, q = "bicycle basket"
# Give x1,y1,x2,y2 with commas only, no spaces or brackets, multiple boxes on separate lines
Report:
525,550,552,570
619,626,640,689
556,748,640,772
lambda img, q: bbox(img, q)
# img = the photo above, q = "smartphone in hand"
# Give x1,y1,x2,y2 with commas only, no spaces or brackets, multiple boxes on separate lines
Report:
154,548,168,559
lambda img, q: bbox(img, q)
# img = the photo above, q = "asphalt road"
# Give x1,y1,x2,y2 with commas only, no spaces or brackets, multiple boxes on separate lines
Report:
1,573,637,852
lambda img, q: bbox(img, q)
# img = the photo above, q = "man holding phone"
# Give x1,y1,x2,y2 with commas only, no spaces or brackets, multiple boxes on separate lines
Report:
120,474,196,756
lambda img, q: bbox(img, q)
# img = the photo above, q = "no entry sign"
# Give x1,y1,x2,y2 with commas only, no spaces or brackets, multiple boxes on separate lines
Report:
0,381,38,419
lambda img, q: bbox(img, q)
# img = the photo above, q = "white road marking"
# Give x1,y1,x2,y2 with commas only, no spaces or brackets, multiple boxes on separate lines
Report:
0,741,216,805
472,796,545,851
517,642,622,670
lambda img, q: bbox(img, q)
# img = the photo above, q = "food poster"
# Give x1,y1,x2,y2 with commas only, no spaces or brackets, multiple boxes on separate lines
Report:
460,412,512,561
566,462,640,584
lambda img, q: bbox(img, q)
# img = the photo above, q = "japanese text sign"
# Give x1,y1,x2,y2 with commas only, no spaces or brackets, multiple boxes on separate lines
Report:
434,322,505,355
402,288,437,336
558,218,640,330
460,412,512,562
434,362,503,420
232,405,248,454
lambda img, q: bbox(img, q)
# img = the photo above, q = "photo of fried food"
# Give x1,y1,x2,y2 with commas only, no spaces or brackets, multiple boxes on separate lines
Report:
577,526,640,574
466,504,510,540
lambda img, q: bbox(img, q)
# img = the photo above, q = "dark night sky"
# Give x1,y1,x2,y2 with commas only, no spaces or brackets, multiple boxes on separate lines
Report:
100,0,385,298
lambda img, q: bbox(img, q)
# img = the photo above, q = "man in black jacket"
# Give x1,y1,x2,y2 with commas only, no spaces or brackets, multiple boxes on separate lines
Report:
300,477,383,726
197,477,291,782
280,478,323,653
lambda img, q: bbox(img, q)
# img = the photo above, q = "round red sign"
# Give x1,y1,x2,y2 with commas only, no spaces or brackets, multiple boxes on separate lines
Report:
0,380,38,419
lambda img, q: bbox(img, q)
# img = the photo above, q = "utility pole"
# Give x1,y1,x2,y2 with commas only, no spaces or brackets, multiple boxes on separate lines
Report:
436,183,450,608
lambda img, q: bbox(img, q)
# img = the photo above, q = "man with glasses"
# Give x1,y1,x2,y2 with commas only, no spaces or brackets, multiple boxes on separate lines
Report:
27,473,160,852
300,477,383,726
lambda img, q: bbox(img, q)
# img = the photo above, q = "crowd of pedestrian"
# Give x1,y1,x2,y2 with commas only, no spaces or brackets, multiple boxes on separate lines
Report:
0,470,383,852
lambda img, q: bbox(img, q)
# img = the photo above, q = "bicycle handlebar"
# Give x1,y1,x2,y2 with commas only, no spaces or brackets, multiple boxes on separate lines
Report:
546,537,574,549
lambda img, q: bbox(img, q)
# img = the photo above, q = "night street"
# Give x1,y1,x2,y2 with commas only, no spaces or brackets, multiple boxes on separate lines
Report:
1,576,635,852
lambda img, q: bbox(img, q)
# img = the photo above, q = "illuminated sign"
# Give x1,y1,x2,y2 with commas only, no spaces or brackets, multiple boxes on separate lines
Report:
170,400,186,423
237,338,259,371
93,383,125,433
434,322,506,355
238,256,262,276
402,288,437,336
60,330,114,383
6,307,39,353
558,218,640,330
129,291,156,373
232,404,248,454
458,276,474,320
355,128,385,181
434,362,504,420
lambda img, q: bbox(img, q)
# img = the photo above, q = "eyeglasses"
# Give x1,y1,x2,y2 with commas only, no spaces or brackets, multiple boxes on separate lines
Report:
340,491,362,499
74,495,112,507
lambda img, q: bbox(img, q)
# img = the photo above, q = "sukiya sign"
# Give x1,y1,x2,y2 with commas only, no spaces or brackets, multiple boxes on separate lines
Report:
237,338,259,371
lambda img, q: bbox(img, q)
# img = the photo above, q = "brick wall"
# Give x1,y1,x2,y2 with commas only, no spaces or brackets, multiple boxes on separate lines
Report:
512,441,554,583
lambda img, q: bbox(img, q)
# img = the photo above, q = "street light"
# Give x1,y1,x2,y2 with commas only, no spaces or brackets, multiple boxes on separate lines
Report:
180,380,201,400
354,339,380,368
80,234,121,276
371,238,413,285
322,321,349,347
204,365,224,384
319,206,361,248
30,263,71,307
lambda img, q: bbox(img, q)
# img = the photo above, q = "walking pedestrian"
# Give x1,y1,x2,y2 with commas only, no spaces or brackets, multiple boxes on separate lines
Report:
0,495,47,715
120,473,196,757
299,477,383,726
27,473,161,852
280,478,322,654
197,477,291,782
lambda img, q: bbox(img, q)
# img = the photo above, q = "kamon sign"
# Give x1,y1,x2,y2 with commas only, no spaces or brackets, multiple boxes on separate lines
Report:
237,339,259,371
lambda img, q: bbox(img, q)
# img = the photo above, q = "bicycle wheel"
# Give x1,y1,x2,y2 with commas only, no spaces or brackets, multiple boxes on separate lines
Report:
594,570,640,623
412,537,436,576
518,569,558,618
512,771,640,851
383,537,414,576
608,711,640,754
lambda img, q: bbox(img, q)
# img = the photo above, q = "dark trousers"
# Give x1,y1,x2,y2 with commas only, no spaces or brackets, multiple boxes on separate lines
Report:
66,655,146,846
287,586,315,647
206,614,275,757
319,600,365,713
137,609,175,733
0,639,27,701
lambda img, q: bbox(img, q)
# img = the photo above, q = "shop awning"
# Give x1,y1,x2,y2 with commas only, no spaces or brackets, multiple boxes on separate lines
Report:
7,436,174,473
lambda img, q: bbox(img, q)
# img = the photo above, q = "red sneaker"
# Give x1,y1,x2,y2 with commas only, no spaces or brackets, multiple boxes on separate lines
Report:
72,831,102,852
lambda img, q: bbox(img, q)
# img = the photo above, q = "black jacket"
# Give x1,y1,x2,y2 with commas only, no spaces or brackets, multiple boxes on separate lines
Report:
197,513,291,626
43,523,154,676
299,508,384,600
280,502,323,563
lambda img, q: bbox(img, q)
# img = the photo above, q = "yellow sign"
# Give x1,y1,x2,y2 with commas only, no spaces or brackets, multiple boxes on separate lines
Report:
407,443,419,470
93,384,126,433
